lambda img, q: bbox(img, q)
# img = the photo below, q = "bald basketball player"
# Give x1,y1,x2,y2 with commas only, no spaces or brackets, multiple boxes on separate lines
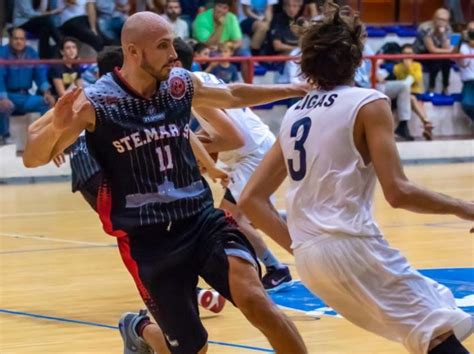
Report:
23,11,307,354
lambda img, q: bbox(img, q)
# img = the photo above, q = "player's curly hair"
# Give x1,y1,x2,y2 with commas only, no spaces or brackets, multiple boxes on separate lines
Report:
299,3,364,90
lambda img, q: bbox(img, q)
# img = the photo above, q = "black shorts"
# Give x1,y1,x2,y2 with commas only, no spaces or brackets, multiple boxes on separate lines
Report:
122,206,259,354
77,171,103,212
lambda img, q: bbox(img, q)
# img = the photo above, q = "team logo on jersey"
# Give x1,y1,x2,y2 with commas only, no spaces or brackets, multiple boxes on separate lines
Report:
269,268,474,318
143,104,165,123
169,76,186,100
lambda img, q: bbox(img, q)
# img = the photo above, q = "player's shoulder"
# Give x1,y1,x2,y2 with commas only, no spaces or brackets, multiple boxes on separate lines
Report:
344,86,387,102
165,68,195,99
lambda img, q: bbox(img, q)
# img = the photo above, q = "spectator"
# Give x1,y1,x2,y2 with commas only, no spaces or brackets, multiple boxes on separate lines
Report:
276,19,305,84
0,28,55,145
146,0,166,14
191,42,210,71
457,21,474,122
269,0,303,55
49,37,83,98
192,0,243,53
394,44,434,140
179,0,206,22
162,0,189,40
13,0,63,58
95,0,129,44
193,0,251,81
444,0,465,28
240,0,277,56
414,8,453,95
209,42,240,83
57,0,104,53
355,40,414,141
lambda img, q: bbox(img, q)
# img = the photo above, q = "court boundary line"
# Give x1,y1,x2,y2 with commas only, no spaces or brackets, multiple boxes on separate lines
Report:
0,232,114,246
0,309,274,353
0,210,90,218
0,244,116,255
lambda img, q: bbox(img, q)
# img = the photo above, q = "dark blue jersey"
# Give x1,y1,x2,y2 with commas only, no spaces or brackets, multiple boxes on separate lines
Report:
69,135,101,193
83,68,213,231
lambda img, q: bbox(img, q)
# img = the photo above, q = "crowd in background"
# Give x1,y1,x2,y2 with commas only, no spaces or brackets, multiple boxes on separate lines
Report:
0,0,472,144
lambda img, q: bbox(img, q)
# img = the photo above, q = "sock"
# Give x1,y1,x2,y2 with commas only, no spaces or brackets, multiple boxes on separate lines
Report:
135,317,152,338
261,249,284,270
428,334,469,354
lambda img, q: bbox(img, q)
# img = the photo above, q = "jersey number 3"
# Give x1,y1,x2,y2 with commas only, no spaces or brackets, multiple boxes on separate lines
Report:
288,117,312,181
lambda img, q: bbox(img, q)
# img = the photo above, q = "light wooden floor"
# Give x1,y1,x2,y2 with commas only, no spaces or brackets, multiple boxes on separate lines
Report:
0,163,473,354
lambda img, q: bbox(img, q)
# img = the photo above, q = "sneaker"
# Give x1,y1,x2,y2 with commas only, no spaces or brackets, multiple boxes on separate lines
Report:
394,121,414,141
197,288,226,313
118,310,154,354
262,266,293,293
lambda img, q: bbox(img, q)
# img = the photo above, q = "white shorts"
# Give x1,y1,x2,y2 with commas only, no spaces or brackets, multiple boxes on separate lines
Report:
220,133,276,202
294,235,473,354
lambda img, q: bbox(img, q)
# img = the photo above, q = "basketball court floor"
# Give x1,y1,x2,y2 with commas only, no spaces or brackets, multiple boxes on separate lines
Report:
0,162,472,353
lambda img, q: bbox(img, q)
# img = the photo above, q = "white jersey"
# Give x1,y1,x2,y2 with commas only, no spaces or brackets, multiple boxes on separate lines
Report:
192,72,273,164
279,86,387,248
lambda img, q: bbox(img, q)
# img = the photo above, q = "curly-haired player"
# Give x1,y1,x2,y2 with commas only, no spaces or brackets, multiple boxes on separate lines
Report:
240,4,474,354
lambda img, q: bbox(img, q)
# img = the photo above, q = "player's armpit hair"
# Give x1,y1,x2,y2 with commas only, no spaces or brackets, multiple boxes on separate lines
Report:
299,2,364,90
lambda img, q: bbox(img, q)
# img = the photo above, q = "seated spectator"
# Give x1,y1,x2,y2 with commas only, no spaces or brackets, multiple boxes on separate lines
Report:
49,37,83,98
240,0,277,56
269,0,303,55
414,8,453,95
13,0,63,58
276,19,305,83
179,0,206,22
209,42,240,83
57,0,104,53
191,42,211,71
0,28,55,145
192,0,243,53
95,0,129,44
444,0,465,29
193,0,251,80
394,44,434,140
162,0,189,40
456,21,474,122
355,39,414,141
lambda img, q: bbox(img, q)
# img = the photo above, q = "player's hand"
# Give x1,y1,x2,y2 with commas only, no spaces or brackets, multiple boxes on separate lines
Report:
208,165,230,187
53,153,66,167
44,91,56,107
52,88,89,132
0,98,14,114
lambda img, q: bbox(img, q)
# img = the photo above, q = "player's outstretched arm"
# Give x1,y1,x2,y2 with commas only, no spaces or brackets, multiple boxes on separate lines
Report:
239,139,293,254
23,89,95,168
193,106,245,153
191,73,309,109
360,99,474,223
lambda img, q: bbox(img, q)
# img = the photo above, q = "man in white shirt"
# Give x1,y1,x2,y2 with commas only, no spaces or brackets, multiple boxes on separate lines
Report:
162,0,189,40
